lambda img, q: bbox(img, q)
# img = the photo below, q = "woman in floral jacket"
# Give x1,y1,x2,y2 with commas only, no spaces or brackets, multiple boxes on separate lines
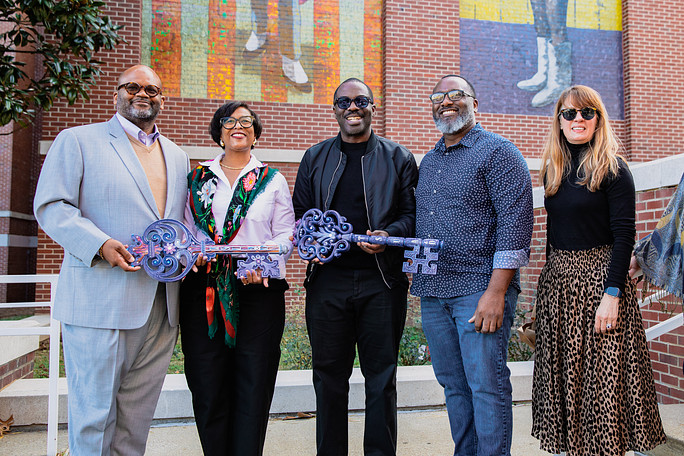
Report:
181,101,295,456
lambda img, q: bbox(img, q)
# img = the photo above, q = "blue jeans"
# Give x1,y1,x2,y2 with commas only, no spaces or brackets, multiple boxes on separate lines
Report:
421,287,518,456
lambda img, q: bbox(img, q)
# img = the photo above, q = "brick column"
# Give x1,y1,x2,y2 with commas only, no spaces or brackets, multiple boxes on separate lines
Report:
382,1,460,153
622,0,684,161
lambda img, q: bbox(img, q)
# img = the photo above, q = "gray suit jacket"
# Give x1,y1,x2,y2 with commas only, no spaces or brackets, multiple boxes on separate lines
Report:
34,116,190,329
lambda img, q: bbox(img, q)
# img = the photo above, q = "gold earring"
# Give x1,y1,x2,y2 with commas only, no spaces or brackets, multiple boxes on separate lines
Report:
253,139,257,147
220,139,225,148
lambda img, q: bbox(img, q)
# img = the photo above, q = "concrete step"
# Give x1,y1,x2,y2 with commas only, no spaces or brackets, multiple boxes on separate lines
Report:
0,362,534,426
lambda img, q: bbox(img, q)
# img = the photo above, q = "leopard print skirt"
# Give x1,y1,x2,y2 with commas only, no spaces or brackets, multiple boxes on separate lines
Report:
531,245,666,456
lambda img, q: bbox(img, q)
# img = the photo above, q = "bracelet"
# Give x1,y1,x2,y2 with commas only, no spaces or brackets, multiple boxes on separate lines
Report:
98,242,106,259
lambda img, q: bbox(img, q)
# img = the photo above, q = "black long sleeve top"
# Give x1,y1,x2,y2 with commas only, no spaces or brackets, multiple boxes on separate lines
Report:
545,142,636,291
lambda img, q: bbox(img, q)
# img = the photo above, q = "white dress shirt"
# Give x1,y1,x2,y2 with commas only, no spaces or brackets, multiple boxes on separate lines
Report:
184,154,295,277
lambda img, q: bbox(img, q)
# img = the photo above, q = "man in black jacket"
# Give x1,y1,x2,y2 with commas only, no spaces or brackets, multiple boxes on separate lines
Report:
293,78,418,455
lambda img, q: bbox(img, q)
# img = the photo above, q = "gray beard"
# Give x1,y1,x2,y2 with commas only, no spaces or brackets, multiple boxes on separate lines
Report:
433,109,473,135
117,98,159,123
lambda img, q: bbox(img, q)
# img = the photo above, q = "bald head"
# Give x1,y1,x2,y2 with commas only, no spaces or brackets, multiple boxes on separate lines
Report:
117,65,162,88
434,74,476,99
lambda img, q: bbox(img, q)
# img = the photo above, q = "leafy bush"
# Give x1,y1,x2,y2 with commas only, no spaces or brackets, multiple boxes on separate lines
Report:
278,322,433,370
508,307,534,362
279,323,313,370
398,325,430,366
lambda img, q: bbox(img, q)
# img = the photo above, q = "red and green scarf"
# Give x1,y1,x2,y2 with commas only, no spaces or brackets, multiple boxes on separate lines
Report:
187,163,278,346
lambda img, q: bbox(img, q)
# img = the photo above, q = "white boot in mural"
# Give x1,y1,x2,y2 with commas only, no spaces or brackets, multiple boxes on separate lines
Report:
531,41,572,107
518,37,550,91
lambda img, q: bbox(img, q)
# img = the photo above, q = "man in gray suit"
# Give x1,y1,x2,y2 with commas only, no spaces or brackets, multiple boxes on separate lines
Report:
34,64,190,455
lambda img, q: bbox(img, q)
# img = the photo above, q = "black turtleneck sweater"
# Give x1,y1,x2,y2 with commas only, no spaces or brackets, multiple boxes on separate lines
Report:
544,142,636,291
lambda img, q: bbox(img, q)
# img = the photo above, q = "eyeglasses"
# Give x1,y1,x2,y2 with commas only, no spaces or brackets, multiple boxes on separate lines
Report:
117,82,162,97
559,107,597,121
334,95,372,110
429,89,474,104
220,116,254,129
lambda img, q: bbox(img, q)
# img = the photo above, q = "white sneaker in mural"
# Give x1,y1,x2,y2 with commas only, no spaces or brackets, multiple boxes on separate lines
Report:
282,55,308,84
245,30,266,52
282,55,312,92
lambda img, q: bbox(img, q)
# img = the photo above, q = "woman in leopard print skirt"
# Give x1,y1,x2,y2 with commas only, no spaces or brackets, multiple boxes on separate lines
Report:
531,85,666,456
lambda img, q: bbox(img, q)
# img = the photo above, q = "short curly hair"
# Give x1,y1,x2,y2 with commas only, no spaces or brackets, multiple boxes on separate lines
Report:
209,101,263,149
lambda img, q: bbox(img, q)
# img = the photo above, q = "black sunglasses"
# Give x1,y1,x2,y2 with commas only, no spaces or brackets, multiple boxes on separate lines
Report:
559,107,597,121
117,82,162,97
334,95,372,110
220,116,254,129
429,89,474,104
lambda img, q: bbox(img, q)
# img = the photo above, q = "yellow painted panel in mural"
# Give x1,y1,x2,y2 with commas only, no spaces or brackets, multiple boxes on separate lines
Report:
460,0,622,31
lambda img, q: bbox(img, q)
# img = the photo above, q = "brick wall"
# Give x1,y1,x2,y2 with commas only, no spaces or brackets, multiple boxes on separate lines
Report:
0,352,35,391
623,0,684,161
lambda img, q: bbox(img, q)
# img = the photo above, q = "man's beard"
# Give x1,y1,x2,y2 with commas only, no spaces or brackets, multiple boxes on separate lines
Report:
433,108,473,135
117,97,159,123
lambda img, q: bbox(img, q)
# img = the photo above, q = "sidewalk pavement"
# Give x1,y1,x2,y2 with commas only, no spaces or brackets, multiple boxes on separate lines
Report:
0,404,662,455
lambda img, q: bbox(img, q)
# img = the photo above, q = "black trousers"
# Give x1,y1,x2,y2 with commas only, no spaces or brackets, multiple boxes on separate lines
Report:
305,265,408,456
180,269,287,456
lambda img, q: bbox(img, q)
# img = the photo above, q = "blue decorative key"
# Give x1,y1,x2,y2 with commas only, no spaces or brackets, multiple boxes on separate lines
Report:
127,219,288,282
294,209,443,274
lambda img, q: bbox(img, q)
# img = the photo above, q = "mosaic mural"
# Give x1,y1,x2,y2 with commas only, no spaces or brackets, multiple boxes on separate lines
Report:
141,0,383,105
460,0,624,119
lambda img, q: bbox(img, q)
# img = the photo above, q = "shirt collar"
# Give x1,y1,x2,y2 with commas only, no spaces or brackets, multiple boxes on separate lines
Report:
116,113,160,146
203,153,264,184
433,123,483,154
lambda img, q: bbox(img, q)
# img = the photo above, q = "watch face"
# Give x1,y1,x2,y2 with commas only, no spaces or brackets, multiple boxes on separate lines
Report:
605,287,622,297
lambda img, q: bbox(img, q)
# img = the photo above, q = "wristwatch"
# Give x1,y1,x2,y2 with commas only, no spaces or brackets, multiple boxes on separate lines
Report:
604,286,623,298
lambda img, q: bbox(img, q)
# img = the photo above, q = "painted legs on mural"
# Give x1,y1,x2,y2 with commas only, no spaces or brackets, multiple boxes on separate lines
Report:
246,0,311,91
518,0,572,107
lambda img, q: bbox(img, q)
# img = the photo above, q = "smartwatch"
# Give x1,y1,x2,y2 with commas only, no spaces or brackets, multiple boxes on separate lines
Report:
604,286,623,298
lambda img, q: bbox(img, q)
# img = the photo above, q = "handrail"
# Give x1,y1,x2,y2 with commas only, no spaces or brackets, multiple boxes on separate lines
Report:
0,274,60,456
637,287,683,341
638,288,669,308
646,313,683,341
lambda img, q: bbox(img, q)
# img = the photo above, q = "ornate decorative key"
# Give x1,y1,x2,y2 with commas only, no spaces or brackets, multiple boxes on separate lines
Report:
127,219,289,282
293,209,443,274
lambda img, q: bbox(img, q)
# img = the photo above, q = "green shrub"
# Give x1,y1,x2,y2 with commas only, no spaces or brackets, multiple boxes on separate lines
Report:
507,307,534,362
398,325,430,366
279,323,312,370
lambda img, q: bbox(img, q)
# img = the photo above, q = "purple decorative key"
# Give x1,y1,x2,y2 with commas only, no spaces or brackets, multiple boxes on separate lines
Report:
293,209,443,274
127,219,288,282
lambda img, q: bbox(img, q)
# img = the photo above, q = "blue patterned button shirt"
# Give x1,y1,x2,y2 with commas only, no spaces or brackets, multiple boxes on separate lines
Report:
411,123,534,298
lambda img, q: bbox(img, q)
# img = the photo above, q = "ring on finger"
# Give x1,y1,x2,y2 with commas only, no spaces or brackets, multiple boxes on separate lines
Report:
606,323,612,330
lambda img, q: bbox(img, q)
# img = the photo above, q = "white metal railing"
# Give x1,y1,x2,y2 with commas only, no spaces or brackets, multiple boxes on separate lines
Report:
0,274,60,456
638,288,684,341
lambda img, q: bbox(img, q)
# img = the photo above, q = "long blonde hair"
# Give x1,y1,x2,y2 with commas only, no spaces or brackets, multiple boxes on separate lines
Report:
540,85,622,197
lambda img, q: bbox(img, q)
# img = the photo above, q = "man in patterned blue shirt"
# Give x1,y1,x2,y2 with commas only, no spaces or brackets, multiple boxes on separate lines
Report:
412,75,533,455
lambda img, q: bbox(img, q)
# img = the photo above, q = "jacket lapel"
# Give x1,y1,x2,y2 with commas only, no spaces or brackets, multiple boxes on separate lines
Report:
107,116,160,218
158,135,178,219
